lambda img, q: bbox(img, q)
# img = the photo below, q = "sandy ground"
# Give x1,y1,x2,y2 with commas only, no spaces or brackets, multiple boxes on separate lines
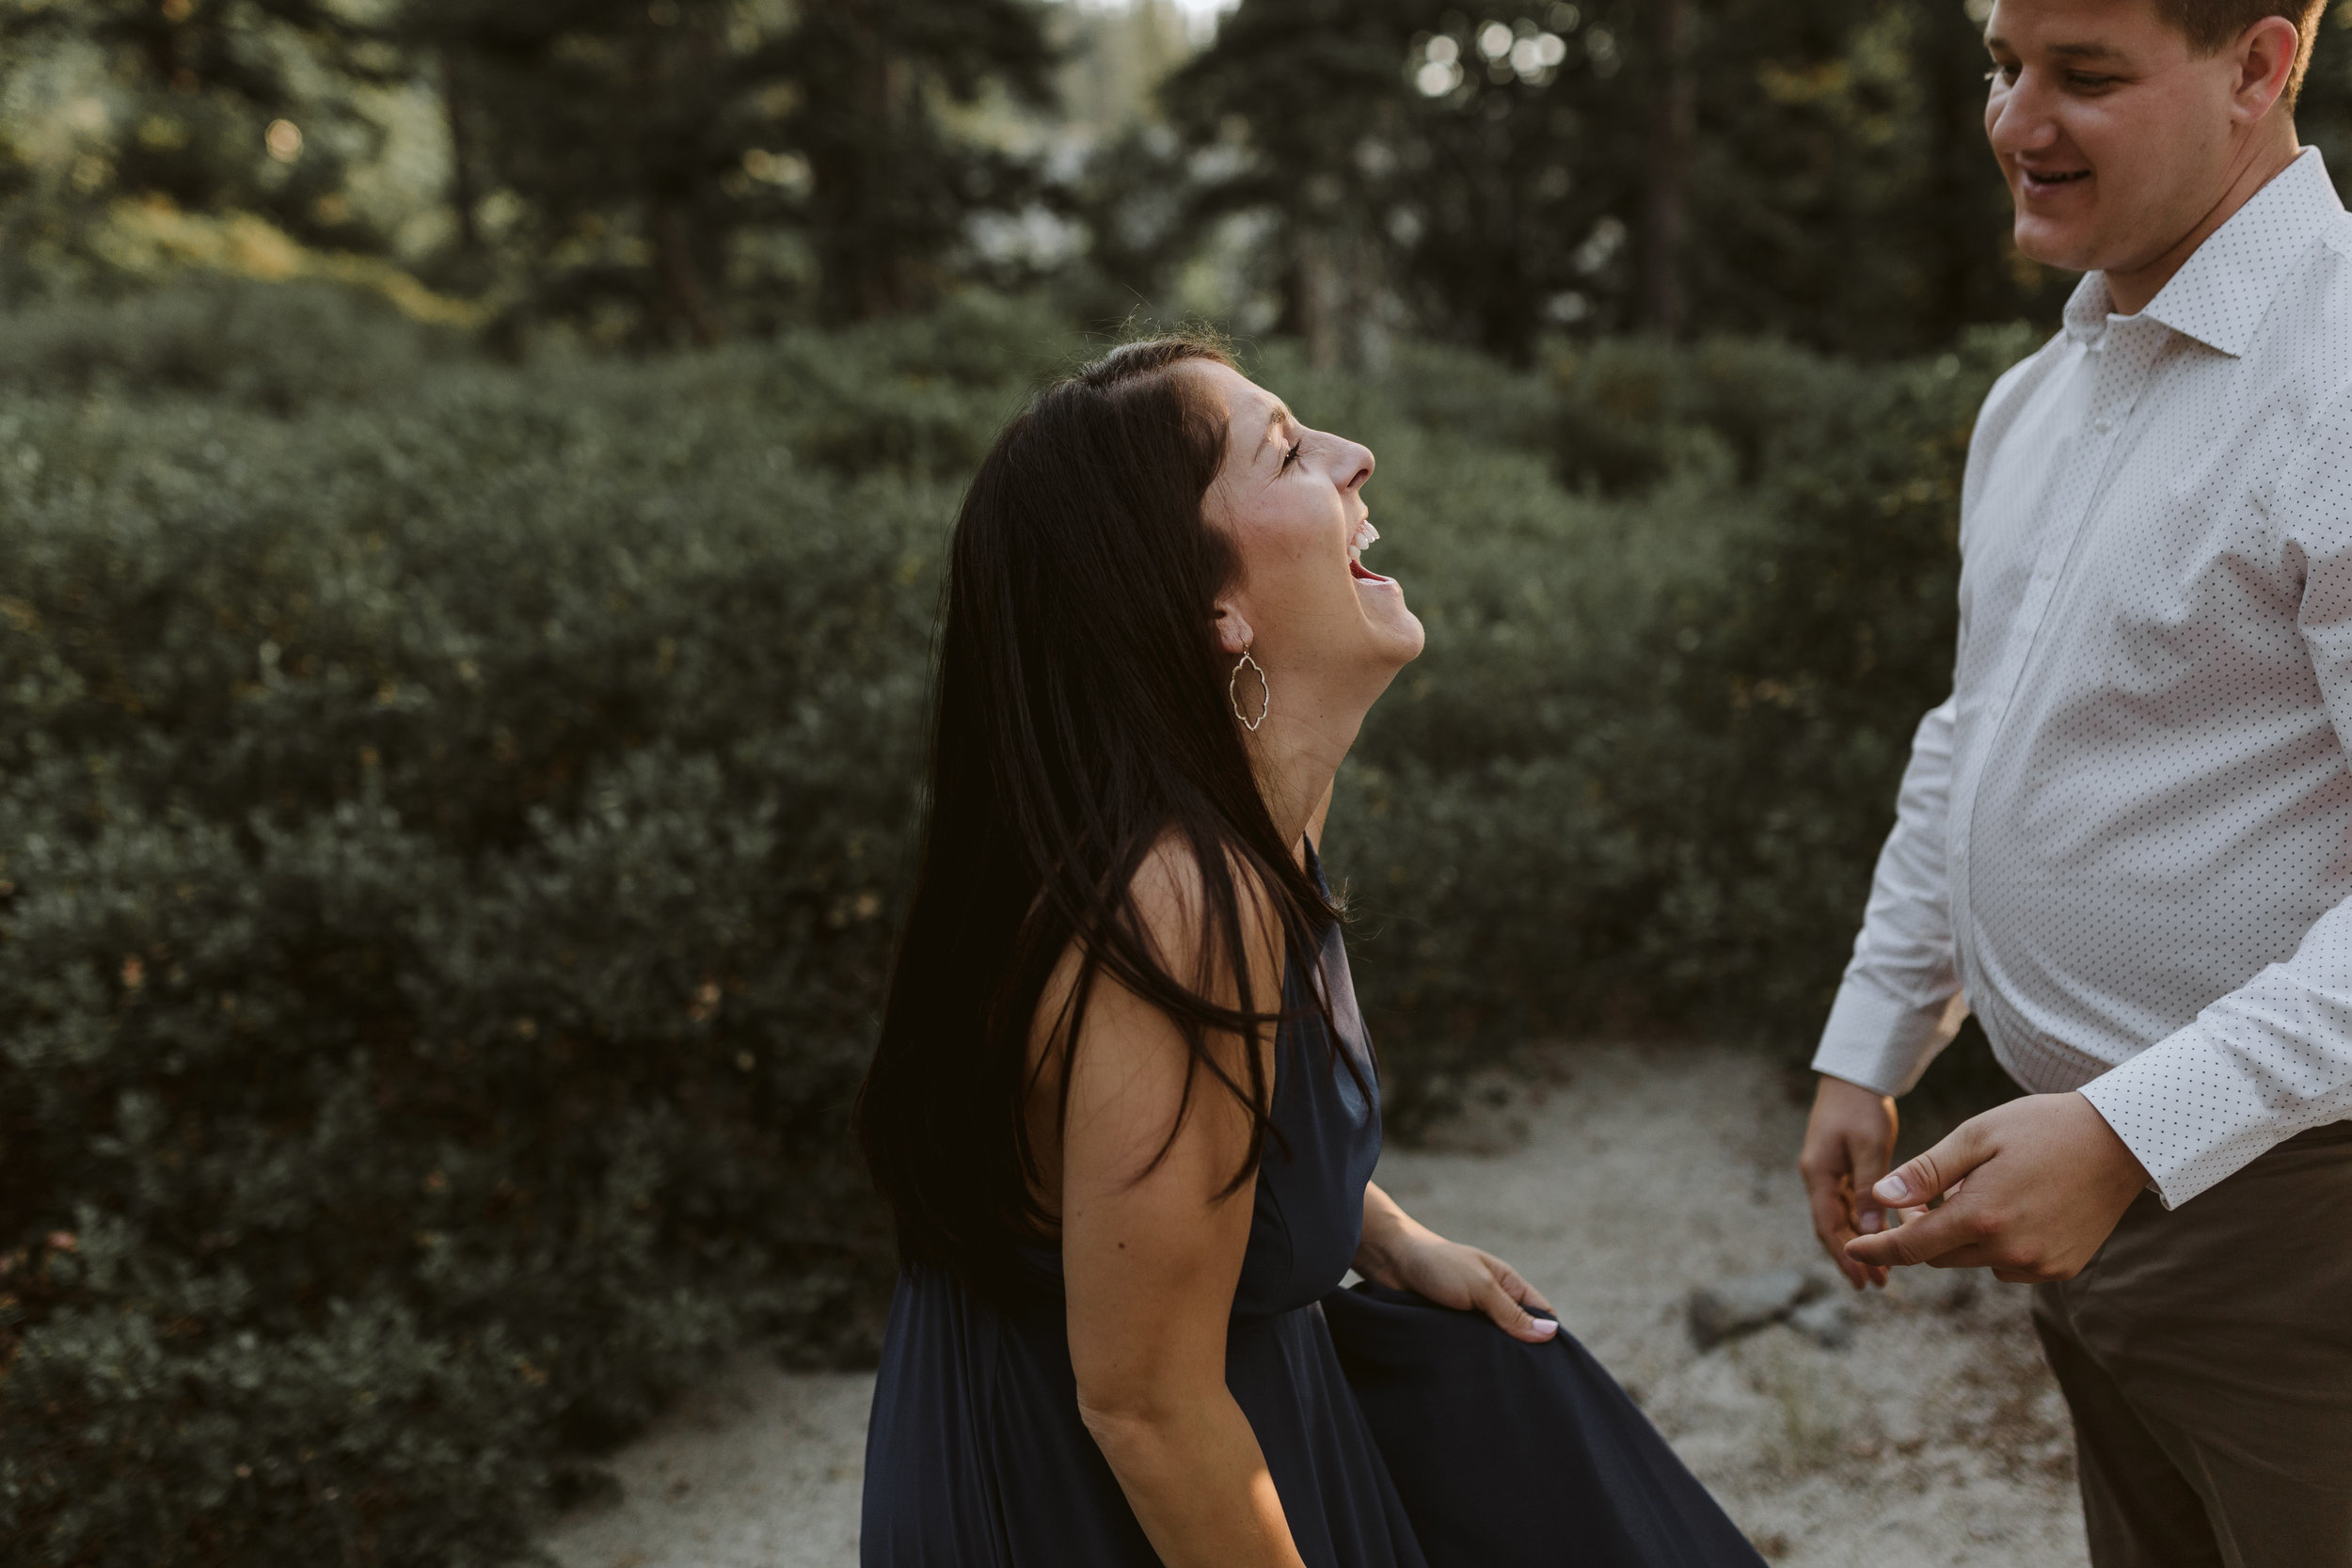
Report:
543,1043,2088,1568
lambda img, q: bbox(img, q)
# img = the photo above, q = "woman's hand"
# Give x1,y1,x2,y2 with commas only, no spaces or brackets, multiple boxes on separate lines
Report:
1354,1182,1559,1344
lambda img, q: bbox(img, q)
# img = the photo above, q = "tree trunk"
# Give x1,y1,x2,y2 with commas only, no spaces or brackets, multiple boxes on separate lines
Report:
1641,0,1695,338
655,202,722,346
148,0,185,87
439,46,482,256
1343,227,1392,373
803,0,919,321
1922,0,1986,341
1292,229,1343,370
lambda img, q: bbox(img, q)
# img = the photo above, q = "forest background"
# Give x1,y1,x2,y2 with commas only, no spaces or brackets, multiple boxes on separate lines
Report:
8,2,2350,1564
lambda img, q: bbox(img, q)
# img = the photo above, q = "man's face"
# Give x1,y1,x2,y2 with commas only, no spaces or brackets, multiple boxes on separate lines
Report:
1984,0,2256,277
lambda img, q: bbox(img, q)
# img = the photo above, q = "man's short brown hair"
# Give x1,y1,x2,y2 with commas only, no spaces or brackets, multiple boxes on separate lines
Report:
2154,0,2328,104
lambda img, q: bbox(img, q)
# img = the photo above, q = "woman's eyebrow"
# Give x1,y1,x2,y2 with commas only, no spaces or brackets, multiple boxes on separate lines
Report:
1254,404,1295,456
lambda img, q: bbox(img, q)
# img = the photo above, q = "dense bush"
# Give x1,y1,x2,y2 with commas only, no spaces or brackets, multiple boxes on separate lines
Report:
0,278,2030,1564
0,277,464,415
0,284,1061,1565
1279,327,2031,1101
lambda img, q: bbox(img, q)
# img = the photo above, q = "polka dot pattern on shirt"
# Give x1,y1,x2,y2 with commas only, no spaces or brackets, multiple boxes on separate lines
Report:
1813,148,2352,1208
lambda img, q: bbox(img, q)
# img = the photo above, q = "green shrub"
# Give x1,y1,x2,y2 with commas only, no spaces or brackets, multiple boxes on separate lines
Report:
0,283,1074,1565
1272,327,2035,1113
0,277,462,414
0,277,2034,1564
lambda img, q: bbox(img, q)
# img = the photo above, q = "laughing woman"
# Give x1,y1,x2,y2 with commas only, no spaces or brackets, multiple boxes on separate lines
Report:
855,339,1762,1568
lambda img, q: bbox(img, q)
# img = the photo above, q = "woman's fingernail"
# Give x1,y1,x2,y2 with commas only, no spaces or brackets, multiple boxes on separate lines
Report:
1858,1210,1883,1234
1874,1174,1913,1204
1530,1318,1558,1338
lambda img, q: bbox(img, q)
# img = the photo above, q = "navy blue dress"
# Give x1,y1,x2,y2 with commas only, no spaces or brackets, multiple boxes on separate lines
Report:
861,846,1763,1567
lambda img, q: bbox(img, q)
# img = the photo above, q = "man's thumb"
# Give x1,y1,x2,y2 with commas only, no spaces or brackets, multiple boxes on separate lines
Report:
1873,1125,1981,1209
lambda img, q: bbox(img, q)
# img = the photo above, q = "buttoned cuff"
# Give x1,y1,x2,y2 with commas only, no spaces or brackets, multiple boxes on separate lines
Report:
1809,978,1963,1099
2078,1026,2287,1210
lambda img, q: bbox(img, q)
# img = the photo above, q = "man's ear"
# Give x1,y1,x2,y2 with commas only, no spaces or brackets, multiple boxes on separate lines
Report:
2233,14,2301,122
1213,600,1254,657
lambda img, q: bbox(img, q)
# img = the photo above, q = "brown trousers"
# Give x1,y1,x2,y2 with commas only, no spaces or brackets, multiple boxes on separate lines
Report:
2031,1121,2352,1568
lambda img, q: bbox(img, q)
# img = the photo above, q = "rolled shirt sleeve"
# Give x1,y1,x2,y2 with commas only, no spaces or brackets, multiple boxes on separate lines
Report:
1811,697,1969,1099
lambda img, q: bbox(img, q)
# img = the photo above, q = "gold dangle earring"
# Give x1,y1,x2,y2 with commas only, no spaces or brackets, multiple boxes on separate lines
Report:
1231,648,1269,732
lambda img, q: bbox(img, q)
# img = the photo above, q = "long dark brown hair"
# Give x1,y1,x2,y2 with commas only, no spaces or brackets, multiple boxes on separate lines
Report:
854,337,1341,1302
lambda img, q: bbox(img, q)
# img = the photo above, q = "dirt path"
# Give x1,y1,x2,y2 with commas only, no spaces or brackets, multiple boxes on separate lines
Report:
542,1043,2087,1568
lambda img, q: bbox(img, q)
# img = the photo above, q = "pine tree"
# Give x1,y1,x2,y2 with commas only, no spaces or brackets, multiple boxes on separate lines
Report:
1168,0,1708,362
786,0,1057,321
403,0,1055,341
397,0,751,343
1168,0,2075,362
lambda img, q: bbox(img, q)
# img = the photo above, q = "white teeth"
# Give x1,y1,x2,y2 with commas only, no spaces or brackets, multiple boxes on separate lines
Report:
1348,518,1378,561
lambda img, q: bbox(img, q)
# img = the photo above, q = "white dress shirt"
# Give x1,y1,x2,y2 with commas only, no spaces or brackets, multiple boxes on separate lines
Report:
1813,147,2352,1207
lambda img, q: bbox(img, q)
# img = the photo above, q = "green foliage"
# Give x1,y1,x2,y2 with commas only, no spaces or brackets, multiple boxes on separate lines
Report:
0,0,1057,341
0,0,397,261
0,277,458,411
399,0,1056,341
1168,0,2075,357
0,279,1065,1565
1293,326,2034,1117
0,278,2032,1562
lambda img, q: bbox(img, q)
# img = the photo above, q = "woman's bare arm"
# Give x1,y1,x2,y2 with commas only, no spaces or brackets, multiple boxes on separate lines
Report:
1312,782,1555,1343
1057,847,1305,1568
1355,1181,1560,1343
1296,785,1552,1339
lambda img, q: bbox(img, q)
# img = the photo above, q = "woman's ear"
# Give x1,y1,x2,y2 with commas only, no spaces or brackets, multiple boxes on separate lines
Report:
1213,600,1254,657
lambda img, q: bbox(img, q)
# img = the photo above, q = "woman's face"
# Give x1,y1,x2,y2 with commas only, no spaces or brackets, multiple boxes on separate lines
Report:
1189,362,1423,700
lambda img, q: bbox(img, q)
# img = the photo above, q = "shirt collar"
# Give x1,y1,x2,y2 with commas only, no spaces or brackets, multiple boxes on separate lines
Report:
2066,146,2343,356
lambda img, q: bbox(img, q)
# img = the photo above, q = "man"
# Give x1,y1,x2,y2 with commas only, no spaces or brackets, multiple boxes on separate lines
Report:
1796,1,2352,1563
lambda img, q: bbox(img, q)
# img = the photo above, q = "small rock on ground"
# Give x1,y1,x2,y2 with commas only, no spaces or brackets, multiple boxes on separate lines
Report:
1688,1266,1829,1350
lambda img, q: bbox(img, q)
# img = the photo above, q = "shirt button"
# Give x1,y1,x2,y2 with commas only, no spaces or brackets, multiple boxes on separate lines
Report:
2094,417,2113,433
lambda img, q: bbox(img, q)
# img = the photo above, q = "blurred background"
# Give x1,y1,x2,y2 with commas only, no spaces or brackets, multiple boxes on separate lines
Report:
8,1,2352,1562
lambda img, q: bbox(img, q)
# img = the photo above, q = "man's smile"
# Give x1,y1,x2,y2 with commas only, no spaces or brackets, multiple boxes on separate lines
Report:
2019,165,2092,195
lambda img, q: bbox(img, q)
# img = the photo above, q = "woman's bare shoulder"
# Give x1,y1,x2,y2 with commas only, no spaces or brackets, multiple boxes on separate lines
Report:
1126,829,1286,997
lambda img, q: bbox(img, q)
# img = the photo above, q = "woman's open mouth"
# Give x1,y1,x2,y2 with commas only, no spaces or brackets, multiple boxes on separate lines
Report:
1348,517,1391,584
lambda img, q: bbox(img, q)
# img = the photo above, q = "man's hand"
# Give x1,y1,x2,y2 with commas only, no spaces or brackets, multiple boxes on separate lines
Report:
1845,1091,2149,1284
1799,1075,1900,1291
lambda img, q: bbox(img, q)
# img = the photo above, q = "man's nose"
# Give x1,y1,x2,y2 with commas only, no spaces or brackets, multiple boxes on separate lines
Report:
1986,74,2061,157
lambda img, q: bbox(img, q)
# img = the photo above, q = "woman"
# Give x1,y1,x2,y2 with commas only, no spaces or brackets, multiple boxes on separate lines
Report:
856,338,1762,1567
